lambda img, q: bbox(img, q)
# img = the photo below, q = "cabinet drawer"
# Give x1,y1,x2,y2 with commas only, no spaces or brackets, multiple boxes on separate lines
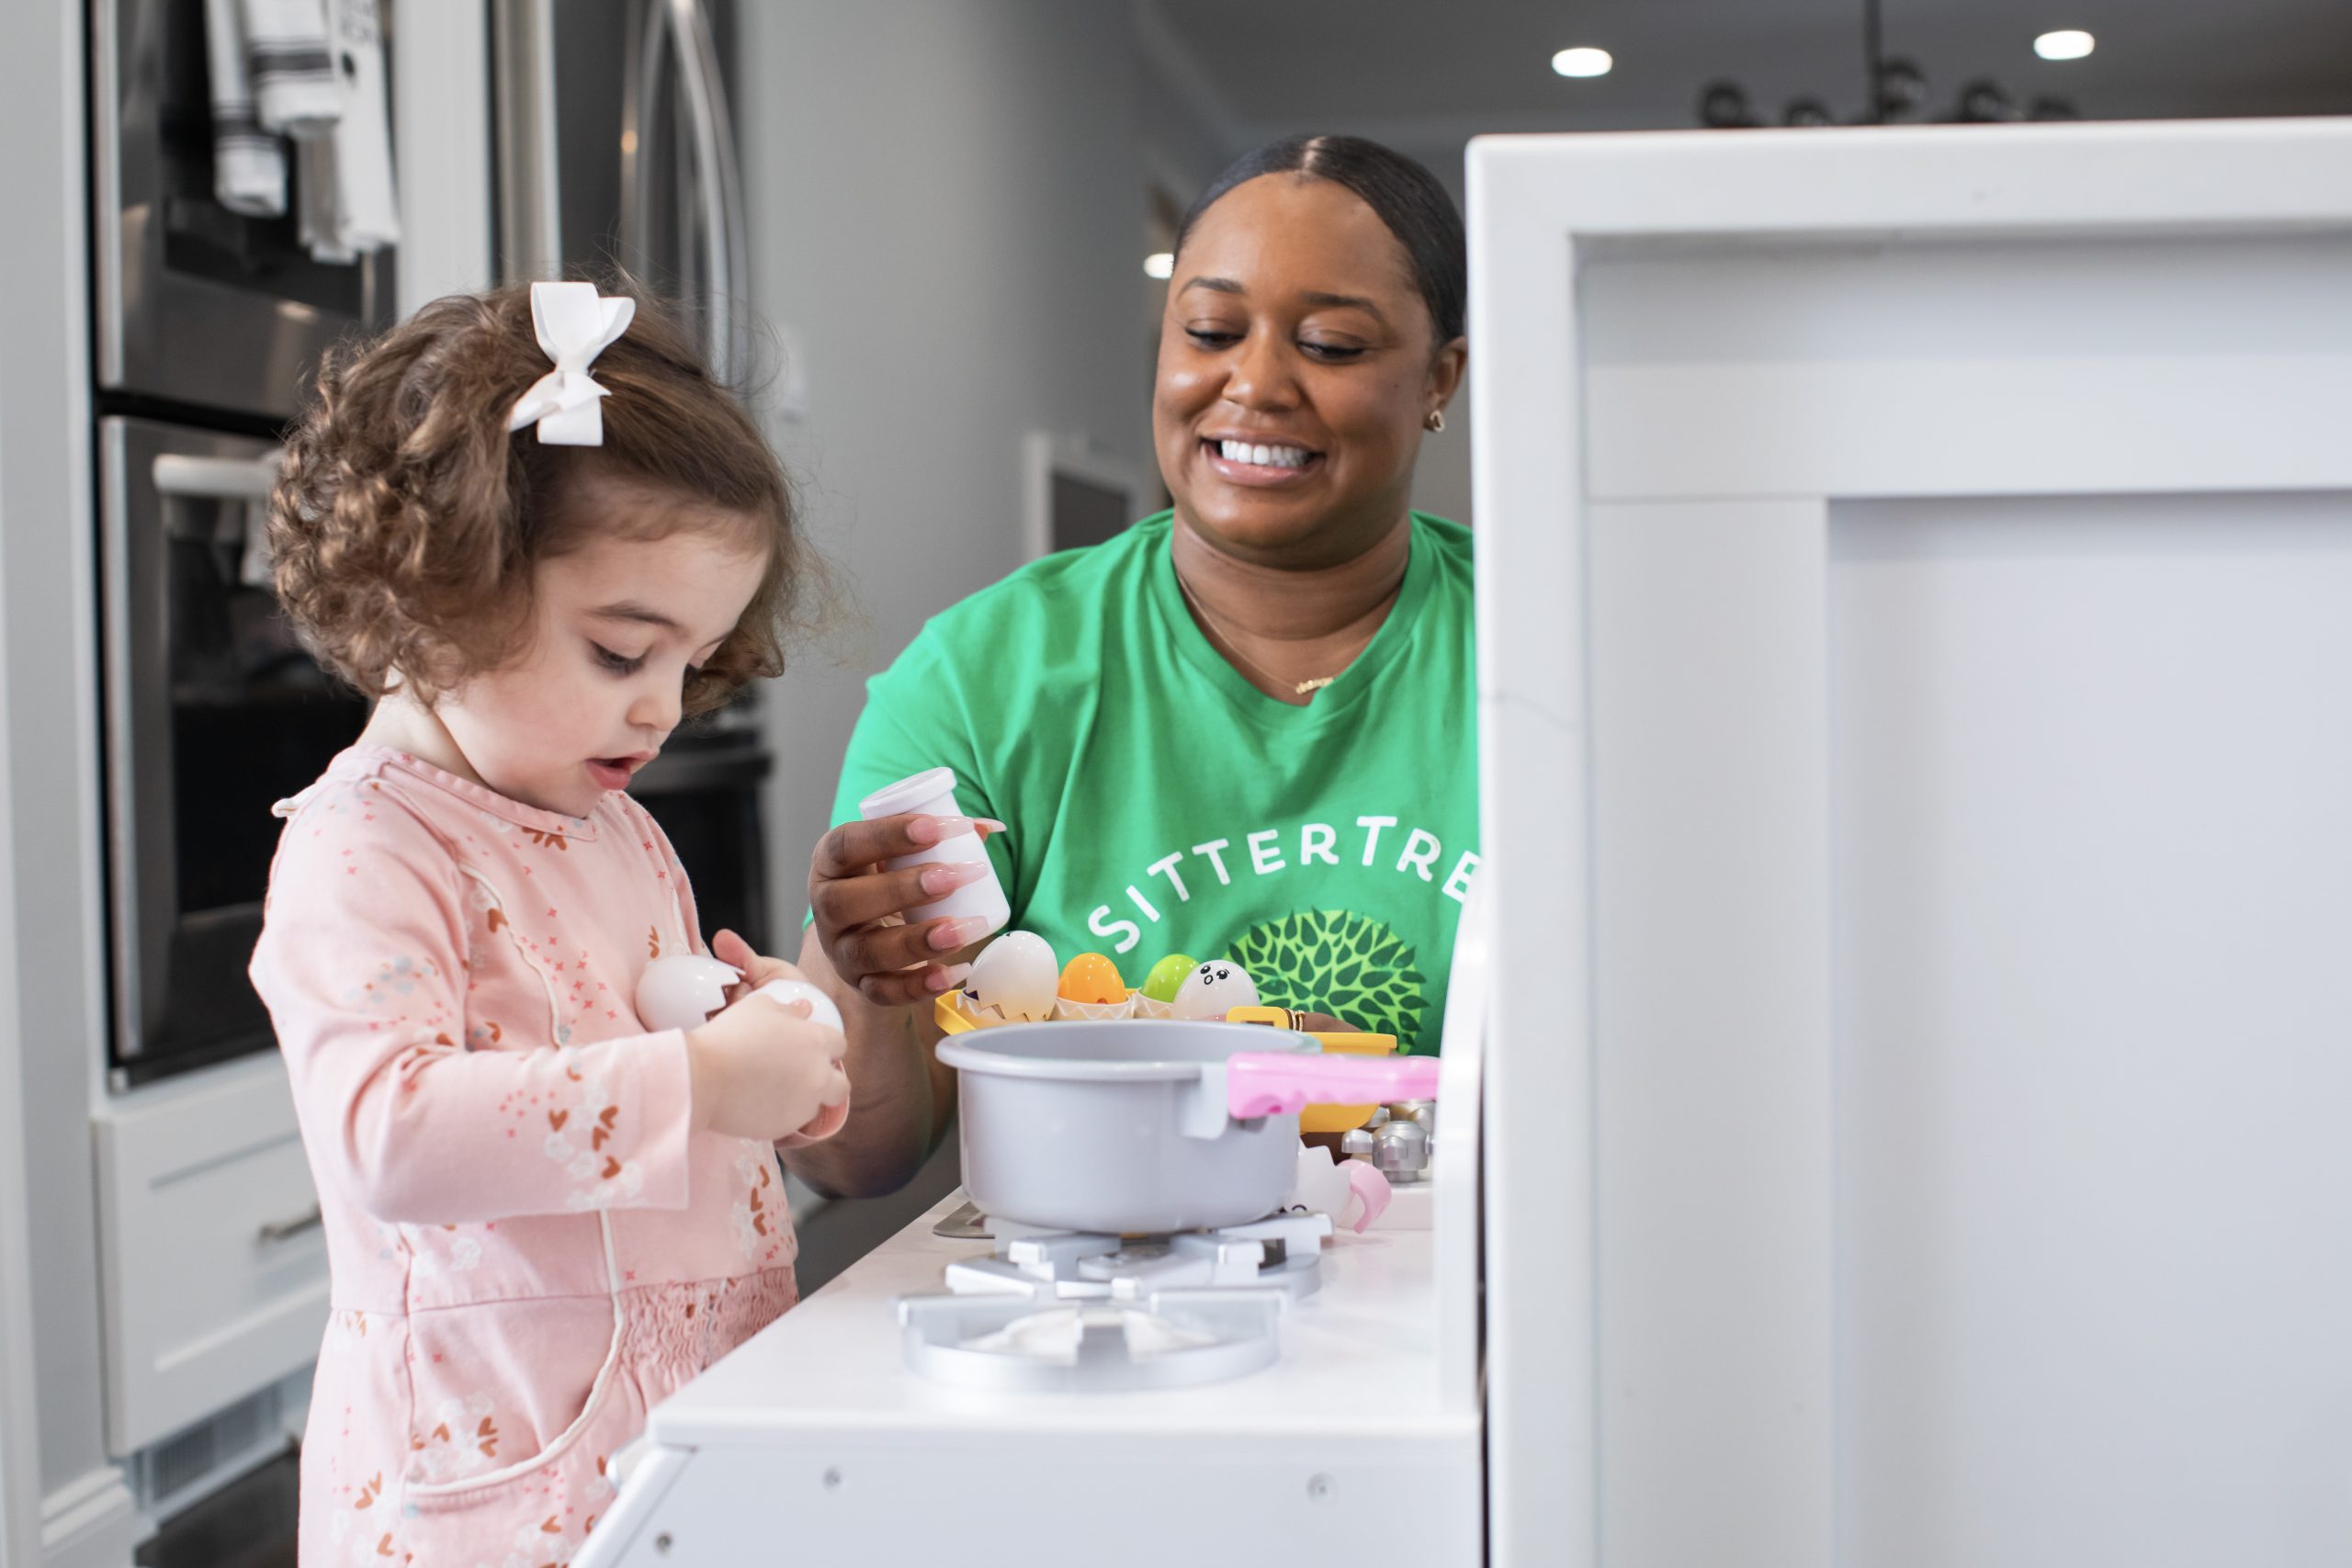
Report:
96,1055,328,1454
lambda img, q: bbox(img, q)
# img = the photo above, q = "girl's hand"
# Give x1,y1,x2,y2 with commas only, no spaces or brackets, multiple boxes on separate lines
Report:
807,814,1005,1008
710,928,808,1006
685,991,851,1142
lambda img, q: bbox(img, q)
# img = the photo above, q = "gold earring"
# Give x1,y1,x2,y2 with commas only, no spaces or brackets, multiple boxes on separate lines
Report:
1424,409,1446,433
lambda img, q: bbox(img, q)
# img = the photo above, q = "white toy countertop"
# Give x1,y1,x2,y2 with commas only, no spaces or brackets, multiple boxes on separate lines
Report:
646,1190,1475,1448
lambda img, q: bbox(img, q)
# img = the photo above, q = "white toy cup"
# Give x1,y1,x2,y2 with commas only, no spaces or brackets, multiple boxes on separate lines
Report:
858,767,1010,936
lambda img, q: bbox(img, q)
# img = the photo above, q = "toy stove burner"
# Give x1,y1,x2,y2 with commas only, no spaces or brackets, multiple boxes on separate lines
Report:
898,1211,1331,1393
945,1212,1328,1303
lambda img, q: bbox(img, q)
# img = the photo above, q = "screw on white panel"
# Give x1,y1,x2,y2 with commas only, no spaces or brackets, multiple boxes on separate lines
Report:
1307,1473,1333,1501
653,1532,673,1553
823,1466,843,1491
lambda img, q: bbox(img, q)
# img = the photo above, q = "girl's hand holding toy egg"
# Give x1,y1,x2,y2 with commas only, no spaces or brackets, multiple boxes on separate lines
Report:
682,989,851,1144
639,935,851,1144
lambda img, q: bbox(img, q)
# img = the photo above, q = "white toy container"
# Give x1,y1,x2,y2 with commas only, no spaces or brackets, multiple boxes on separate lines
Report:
857,766,1010,935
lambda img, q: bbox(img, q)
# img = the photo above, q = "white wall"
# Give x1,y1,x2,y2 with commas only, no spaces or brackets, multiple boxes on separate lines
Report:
736,0,1154,914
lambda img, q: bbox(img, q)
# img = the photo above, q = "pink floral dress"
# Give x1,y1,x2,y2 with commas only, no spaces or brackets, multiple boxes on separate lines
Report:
251,746,837,1565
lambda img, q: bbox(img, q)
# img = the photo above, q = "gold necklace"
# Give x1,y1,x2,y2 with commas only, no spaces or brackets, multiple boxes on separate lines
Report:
1172,566,1340,697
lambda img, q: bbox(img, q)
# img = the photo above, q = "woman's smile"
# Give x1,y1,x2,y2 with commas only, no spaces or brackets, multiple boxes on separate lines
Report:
1201,433,1325,487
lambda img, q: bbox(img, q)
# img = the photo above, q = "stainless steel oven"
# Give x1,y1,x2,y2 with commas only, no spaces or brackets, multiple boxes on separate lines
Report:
94,0,396,420
99,418,369,1086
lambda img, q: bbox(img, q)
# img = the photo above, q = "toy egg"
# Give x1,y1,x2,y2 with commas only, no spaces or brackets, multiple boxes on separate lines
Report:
1057,952,1126,1006
1170,958,1259,1021
752,977,845,1035
1140,953,1198,1004
964,931,1058,1022
635,953,743,1032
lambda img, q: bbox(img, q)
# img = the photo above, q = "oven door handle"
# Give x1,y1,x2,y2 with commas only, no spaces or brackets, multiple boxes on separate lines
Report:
620,0,668,284
151,452,282,502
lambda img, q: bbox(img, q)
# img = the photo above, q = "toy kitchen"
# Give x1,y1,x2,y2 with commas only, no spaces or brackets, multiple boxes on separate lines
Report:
582,118,2352,1568
581,911,1492,1566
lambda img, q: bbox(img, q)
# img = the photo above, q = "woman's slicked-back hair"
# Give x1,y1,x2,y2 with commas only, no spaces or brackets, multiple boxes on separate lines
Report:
271,281,821,716
1173,134,1466,346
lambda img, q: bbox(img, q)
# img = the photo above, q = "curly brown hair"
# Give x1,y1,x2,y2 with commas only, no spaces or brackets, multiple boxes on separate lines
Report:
270,282,815,716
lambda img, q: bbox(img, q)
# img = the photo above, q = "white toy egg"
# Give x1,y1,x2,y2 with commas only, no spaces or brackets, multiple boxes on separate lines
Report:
964,931,1058,1022
753,977,846,1035
1170,958,1259,1021
635,953,743,1032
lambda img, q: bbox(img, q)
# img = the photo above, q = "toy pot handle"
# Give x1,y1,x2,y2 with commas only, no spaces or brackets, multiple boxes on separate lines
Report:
1223,1052,1441,1119
1343,1161,1392,1233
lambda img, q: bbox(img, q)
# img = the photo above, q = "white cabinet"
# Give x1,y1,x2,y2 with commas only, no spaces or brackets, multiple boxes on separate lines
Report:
94,1055,327,1455
1469,118,2352,1568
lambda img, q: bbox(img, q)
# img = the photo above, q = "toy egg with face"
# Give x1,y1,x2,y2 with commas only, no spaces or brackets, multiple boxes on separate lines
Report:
964,931,1058,1022
1057,952,1126,1006
636,953,743,1032
1170,958,1259,1021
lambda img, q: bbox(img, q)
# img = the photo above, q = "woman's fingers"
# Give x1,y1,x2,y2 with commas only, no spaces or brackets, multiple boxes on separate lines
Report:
808,811,1009,1004
853,961,957,1009
811,812,990,882
830,915,993,987
808,861,987,937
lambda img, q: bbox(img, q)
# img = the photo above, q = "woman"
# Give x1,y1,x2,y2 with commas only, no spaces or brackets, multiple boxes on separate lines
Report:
789,136,1474,1197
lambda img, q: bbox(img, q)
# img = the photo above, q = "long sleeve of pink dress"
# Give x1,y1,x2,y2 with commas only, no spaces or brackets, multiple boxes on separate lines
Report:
251,747,831,1565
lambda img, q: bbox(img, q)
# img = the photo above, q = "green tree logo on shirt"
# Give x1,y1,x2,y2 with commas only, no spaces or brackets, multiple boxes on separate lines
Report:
1228,909,1429,1051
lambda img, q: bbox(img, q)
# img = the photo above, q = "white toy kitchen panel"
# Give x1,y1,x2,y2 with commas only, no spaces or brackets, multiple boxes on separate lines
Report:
1471,119,2352,1568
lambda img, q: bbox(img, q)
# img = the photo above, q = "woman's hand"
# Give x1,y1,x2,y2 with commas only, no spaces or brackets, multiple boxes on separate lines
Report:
807,814,1004,1008
685,990,851,1143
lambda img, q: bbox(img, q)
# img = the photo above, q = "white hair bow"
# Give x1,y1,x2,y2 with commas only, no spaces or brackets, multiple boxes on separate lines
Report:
506,281,637,446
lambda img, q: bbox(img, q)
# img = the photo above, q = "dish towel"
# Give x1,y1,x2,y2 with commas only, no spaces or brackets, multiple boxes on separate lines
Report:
240,0,341,140
204,0,286,215
294,0,400,263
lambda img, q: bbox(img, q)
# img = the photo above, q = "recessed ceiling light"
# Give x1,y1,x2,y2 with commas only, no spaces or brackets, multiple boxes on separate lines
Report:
1552,46,1612,79
1144,252,1174,280
2034,29,2095,61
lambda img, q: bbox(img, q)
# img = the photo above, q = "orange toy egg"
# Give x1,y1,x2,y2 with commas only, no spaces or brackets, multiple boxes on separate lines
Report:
1057,953,1125,1005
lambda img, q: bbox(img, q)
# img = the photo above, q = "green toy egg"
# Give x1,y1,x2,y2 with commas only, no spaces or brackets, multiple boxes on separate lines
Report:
1141,953,1198,1003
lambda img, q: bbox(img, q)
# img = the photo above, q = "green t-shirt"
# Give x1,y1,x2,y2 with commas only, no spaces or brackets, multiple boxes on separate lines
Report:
829,511,1478,1054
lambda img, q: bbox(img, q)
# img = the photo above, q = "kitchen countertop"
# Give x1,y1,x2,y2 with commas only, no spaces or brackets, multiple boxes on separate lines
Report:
647,1189,1476,1448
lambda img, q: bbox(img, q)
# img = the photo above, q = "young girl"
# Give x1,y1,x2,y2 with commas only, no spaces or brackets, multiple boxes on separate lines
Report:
250,280,849,1565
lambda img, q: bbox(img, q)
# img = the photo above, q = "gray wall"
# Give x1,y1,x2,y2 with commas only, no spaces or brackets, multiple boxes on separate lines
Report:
1396,139,1475,528
734,2,1166,1256
737,0,1156,902
0,3,141,1563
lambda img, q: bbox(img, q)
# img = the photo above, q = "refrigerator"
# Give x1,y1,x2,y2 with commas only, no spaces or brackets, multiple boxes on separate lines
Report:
493,0,750,384
491,0,775,953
